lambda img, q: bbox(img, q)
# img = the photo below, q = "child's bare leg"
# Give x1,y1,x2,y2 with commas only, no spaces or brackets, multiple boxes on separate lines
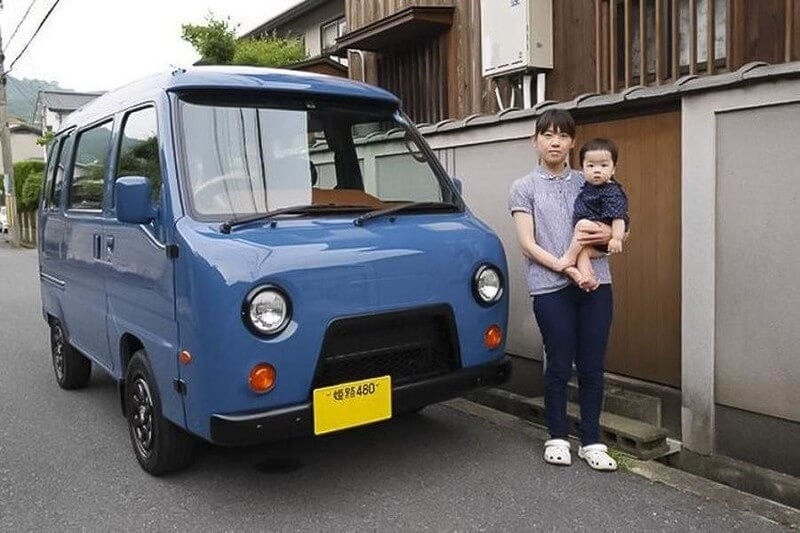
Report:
576,247,606,290
555,220,602,272
575,220,613,248
555,220,595,271
576,247,595,280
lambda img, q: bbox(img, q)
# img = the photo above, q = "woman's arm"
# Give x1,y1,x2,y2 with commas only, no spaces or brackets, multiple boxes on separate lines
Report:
512,211,563,272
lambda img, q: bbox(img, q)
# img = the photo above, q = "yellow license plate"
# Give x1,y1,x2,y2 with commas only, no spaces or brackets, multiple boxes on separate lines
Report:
313,375,392,435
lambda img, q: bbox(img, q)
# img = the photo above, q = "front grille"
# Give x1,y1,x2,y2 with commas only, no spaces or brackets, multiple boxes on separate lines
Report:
312,305,461,389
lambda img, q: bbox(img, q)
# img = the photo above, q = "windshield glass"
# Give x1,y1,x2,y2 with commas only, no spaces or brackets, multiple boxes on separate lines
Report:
177,96,460,219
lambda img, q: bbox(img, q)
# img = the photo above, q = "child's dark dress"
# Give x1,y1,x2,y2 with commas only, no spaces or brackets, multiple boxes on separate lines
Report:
572,179,630,253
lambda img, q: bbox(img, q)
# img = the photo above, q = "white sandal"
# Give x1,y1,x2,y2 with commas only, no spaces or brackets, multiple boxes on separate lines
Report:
578,443,618,471
543,439,572,466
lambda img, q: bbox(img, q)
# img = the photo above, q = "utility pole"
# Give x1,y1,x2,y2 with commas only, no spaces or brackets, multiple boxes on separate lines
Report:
0,2,21,246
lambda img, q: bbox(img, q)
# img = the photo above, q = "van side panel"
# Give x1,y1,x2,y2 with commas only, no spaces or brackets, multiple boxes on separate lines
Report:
105,97,184,426
104,222,181,423
39,135,70,333
60,213,113,370
39,212,66,322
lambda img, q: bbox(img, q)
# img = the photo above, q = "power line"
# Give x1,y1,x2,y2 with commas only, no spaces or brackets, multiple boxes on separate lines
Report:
5,0,38,50
6,0,62,76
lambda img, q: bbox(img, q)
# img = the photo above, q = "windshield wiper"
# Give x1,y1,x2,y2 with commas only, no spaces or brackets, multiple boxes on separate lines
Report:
220,204,373,234
353,201,460,226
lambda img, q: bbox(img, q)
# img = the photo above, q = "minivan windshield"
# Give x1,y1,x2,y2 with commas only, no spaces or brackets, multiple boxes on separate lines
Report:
177,95,462,220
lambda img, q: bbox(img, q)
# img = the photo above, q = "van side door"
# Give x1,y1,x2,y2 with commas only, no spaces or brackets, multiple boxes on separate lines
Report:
39,133,72,293
104,106,179,415
61,120,115,370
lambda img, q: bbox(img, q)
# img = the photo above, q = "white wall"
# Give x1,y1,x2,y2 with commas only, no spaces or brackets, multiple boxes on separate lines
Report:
0,131,46,174
715,103,800,423
682,77,800,454
272,0,345,57
44,109,63,132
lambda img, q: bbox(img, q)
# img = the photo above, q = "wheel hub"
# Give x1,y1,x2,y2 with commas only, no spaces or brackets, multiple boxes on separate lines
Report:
131,377,155,457
52,326,65,381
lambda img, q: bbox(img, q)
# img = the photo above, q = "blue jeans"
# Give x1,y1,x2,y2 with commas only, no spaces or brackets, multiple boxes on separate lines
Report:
532,284,613,445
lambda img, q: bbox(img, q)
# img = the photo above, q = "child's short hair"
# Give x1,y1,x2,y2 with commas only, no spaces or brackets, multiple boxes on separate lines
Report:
534,109,576,138
580,138,619,165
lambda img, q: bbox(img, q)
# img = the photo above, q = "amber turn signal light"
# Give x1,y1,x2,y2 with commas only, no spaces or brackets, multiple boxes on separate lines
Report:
484,325,503,349
249,363,276,394
179,350,192,365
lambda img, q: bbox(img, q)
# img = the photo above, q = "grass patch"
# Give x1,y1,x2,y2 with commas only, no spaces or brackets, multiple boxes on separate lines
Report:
607,448,635,471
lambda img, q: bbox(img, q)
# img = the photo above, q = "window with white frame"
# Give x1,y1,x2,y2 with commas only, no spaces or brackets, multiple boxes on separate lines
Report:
321,16,346,52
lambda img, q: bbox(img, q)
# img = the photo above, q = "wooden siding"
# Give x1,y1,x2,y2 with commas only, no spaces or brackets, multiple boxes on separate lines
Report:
547,0,599,101
346,0,454,31
447,0,495,119
344,0,798,115
377,38,448,123
596,0,800,93
345,0,495,120
573,111,682,387
729,0,800,67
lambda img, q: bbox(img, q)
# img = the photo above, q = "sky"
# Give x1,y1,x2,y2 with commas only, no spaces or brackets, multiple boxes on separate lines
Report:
0,0,303,92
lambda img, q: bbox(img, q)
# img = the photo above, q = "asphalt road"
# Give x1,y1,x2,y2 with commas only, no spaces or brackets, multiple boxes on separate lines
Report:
0,241,782,531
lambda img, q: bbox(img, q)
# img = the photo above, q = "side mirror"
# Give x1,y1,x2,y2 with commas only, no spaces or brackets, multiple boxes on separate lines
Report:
452,177,463,195
115,176,154,224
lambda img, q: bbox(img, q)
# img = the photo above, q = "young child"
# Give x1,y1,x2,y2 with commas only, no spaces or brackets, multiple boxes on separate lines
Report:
555,138,629,289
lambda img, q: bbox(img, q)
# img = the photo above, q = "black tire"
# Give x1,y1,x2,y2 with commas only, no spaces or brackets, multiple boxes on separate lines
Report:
50,319,91,390
125,351,196,475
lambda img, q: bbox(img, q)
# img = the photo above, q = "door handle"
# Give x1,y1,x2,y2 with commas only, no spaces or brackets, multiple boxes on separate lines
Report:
106,235,115,256
93,234,101,259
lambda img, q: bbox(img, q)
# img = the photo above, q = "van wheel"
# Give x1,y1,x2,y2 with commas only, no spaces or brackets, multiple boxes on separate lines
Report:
50,320,91,389
125,351,195,475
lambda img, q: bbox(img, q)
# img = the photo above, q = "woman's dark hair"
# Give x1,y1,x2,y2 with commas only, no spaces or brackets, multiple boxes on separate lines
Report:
580,138,619,165
534,109,576,137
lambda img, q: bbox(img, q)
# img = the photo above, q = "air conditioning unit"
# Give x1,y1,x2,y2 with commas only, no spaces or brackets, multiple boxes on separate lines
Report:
480,0,553,78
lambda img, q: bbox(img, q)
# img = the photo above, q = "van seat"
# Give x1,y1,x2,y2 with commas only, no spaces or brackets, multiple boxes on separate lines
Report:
311,188,385,208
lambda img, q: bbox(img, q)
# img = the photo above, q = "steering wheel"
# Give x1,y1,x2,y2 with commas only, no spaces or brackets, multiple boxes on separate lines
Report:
192,174,256,214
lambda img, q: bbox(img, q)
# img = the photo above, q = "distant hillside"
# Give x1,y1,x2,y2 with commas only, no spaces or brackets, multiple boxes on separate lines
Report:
6,77,64,122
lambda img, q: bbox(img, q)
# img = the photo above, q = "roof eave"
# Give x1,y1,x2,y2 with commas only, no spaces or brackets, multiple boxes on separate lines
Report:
240,0,333,39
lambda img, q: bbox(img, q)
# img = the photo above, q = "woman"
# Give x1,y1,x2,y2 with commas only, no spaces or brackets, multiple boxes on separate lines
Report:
507,109,618,471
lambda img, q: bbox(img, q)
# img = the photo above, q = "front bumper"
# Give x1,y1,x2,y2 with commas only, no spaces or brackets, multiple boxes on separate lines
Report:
209,357,511,446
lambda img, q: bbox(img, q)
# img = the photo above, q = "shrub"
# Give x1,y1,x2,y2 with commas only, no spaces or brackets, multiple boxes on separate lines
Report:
19,171,43,212
233,36,306,67
12,160,45,211
181,14,307,68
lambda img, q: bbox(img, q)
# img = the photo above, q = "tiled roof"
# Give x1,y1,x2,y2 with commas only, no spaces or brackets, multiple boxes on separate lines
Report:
9,123,42,136
407,61,800,137
37,90,103,112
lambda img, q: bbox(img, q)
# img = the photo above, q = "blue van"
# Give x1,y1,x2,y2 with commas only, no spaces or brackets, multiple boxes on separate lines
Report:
38,67,509,475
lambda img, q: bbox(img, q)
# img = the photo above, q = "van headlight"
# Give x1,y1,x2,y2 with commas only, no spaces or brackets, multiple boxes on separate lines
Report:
473,264,503,305
243,286,291,336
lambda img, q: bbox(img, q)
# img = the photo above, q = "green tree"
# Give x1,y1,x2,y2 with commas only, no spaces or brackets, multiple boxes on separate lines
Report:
12,160,46,212
181,14,307,68
118,136,162,201
36,129,55,147
181,13,237,65
20,171,43,212
233,35,306,67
